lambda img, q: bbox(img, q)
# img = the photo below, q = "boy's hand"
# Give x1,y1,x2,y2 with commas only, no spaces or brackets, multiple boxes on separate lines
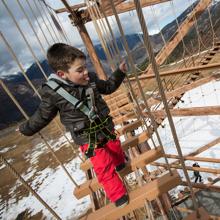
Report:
119,60,127,73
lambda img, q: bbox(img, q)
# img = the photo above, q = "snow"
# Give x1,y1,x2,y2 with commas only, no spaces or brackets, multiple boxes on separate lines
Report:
1,78,220,219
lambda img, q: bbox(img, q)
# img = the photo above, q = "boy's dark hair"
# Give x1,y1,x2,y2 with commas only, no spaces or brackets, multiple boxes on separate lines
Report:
47,43,86,72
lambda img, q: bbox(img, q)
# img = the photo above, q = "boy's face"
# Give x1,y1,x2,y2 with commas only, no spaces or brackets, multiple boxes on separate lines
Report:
58,58,89,86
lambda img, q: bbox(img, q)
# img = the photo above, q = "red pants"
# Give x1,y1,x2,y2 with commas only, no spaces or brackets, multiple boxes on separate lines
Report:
80,139,126,202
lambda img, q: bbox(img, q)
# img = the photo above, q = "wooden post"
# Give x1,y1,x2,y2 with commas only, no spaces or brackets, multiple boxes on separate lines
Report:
60,0,107,80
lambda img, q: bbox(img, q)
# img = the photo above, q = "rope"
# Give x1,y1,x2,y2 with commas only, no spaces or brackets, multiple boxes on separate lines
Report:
109,0,158,149
133,0,200,217
39,0,71,43
0,79,79,188
109,0,173,174
2,0,48,80
25,0,50,46
38,0,61,42
33,0,56,43
92,0,117,66
99,3,122,61
1,30,82,160
85,0,115,70
0,153,62,220
16,0,47,57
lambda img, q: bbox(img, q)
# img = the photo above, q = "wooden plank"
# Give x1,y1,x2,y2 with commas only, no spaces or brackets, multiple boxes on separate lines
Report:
80,131,151,172
131,147,163,170
181,181,220,193
147,76,214,107
104,93,128,103
80,170,181,220
147,106,220,118
152,162,220,174
121,131,151,151
74,164,132,199
113,112,136,125
176,207,220,220
110,103,133,117
117,120,142,134
183,207,211,220
76,148,163,199
128,62,220,82
166,154,220,163
108,97,130,111
104,0,171,17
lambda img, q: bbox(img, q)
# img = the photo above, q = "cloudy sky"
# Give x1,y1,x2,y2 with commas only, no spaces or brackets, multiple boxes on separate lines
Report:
0,0,198,77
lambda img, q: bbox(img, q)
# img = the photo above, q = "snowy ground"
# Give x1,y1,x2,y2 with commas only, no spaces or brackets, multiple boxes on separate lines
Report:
1,78,220,219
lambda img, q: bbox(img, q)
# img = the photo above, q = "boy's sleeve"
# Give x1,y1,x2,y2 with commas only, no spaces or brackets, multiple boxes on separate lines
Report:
19,86,58,136
92,68,126,94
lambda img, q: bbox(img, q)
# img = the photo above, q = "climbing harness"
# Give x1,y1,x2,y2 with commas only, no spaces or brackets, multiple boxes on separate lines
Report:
46,80,117,158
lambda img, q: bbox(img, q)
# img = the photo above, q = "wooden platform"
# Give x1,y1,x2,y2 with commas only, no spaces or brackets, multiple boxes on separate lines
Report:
74,164,132,199
131,147,163,170
80,170,181,220
117,120,142,134
183,207,211,220
80,132,151,172
76,148,164,199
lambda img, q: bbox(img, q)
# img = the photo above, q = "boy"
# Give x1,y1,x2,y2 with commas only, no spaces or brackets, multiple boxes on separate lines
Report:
19,43,128,207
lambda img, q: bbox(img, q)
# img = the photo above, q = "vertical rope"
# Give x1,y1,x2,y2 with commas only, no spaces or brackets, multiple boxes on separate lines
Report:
2,0,48,80
0,79,79,188
100,3,122,61
0,32,41,97
38,0,61,42
16,0,47,57
109,0,173,174
53,11,71,44
1,31,82,161
0,154,62,220
25,0,50,46
92,1,117,65
86,0,115,70
133,0,200,217
33,0,56,43
39,0,71,43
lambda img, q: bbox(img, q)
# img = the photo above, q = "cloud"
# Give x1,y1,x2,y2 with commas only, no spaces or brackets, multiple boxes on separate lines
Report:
0,0,197,77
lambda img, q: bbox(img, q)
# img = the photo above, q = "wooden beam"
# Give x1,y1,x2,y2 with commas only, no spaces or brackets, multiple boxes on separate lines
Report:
80,170,181,220
75,147,163,199
182,207,211,220
128,62,220,81
147,75,214,107
80,131,151,172
74,164,132,199
104,0,171,17
117,120,142,134
181,181,220,193
152,162,220,174
152,0,212,68
131,147,163,170
166,154,220,163
147,106,220,118
113,112,136,125
55,3,86,14
176,207,220,220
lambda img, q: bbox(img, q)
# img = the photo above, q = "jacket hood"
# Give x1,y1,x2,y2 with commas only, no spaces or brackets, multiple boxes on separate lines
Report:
48,73,70,85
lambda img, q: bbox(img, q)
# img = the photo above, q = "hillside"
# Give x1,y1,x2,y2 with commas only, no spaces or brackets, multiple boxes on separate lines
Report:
0,0,220,129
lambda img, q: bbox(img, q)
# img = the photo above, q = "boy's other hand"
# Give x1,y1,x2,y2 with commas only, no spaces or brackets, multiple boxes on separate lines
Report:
119,60,127,73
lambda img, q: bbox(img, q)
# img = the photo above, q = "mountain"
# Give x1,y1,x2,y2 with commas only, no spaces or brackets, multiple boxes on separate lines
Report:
1,0,220,130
